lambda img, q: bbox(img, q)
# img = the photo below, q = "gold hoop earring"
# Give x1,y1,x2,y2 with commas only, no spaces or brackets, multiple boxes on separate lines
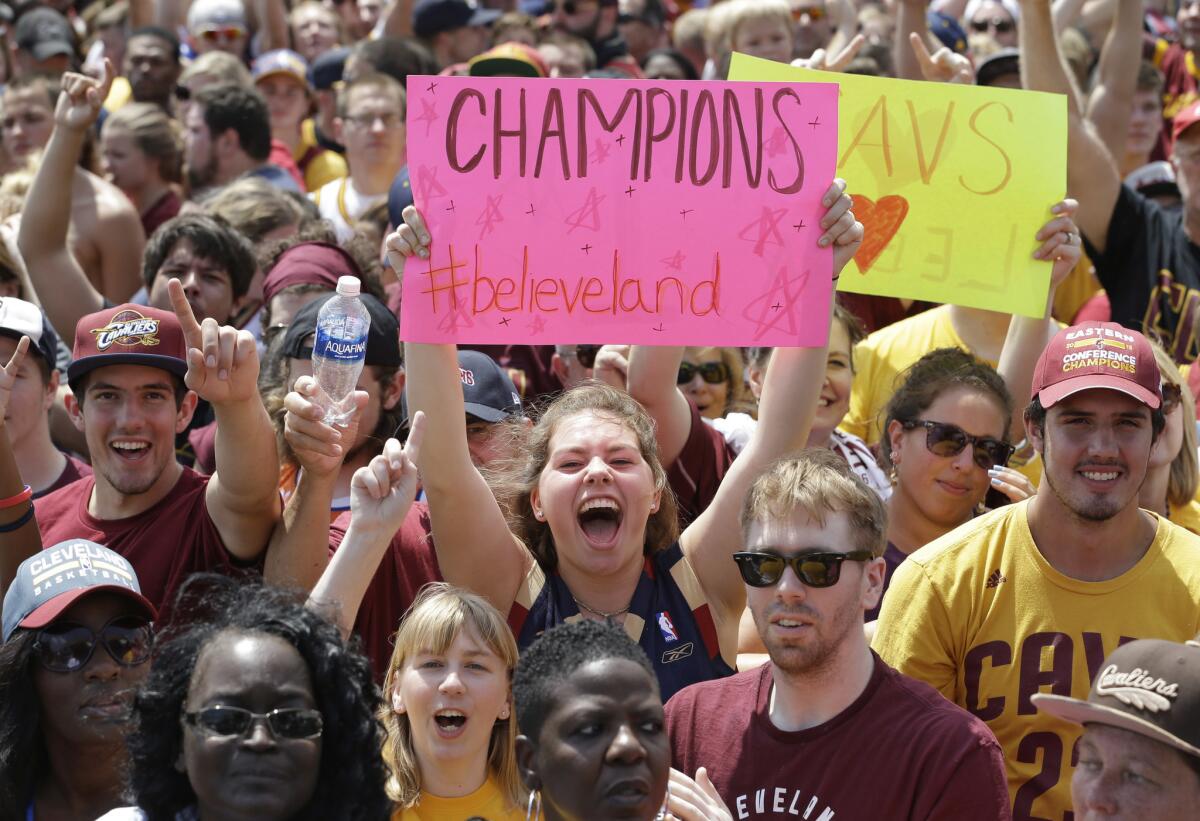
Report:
526,789,542,821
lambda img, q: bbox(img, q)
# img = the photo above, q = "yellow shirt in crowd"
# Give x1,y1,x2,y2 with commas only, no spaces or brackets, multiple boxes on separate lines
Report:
391,777,525,821
297,118,347,192
872,501,1200,821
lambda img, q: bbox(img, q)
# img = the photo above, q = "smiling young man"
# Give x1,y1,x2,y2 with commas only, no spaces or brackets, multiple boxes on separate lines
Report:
873,322,1200,820
0,282,281,617
665,450,1010,819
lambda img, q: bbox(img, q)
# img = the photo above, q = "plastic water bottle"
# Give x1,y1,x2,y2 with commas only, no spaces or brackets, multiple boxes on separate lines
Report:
312,276,371,426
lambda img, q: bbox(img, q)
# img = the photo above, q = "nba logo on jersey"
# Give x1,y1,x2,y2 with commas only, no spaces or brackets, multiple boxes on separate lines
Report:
657,611,679,642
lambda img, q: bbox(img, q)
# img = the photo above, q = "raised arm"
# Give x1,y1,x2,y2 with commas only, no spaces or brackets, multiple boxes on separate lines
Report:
680,180,863,629
894,0,931,81
625,346,692,468
1084,0,1143,164
0,338,43,595
1019,0,1122,252
263,376,369,590
379,0,415,38
166,279,282,561
996,199,1082,444
308,415,423,638
388,208,531,614
254,0,290,52
16,65,107,339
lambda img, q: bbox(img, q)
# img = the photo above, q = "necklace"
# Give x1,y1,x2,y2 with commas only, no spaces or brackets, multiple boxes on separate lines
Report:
570,593,632,622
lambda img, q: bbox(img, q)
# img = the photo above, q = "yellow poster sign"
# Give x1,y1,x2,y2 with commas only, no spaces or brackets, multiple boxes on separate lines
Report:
728,53,1067,318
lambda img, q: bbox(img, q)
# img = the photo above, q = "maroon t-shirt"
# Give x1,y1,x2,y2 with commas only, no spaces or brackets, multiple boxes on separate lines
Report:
328,500,443,681
141,189,182,239
32,454,92,500
665,654,1011,820
35,468,240,617
667,399,736,526
865,541,909,622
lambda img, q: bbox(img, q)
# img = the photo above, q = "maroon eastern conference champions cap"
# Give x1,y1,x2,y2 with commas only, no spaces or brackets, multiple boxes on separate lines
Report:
1030,322,1162,409
66,304,189,390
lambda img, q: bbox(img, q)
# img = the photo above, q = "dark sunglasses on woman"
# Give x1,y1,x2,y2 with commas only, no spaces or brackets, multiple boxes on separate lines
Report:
733,550,875,588
969,16,1014,32
33,616,153,673
184,705,325,740
901,419,1015,470
677,361,729,385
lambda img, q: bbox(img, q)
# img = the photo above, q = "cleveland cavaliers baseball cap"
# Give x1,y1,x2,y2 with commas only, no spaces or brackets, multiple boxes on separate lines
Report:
1033,639,1200,759
3,540,156,642
1030,322,1162,409
66,304,189,391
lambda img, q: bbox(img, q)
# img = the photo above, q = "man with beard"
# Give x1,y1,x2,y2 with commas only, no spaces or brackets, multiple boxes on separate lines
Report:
550,0,641,75
183,83,301,197
873,322,1200,820
0,541,156,820
0,280,281,617
664,450,1010,819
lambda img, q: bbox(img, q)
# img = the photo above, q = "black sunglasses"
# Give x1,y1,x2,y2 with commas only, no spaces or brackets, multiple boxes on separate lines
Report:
901,419,1014,470
33,617,152,673
969,16,1014,32
733,550,874,588
183,705,324,740
677,361,729,385
575,344,601,369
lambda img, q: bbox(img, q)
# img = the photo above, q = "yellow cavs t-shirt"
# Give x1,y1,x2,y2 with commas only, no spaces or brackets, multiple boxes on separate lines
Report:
872,501,1200,821
391,776,524,820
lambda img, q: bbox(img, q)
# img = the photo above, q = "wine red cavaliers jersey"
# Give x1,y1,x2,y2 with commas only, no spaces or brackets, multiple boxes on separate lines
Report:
34,469,239,617
328,501,443,681
665,654,1011,820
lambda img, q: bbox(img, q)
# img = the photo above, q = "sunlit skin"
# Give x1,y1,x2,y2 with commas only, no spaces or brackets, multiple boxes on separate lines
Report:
0,334,56,455
1,87,54,159
392,626,511,797
146,239,242,325
1127,89,1165,161
291,5,341,63
529,412,660,591
744,511,883,681
1072,724,1200,820
680,348,731,420
1033,389,1155,524
100,126,151,195
259,75,310,151
806,320,853,447
886,388,1008,548
733,17,794,64
519,657,670,821
182,633,322,821
65,365,196,513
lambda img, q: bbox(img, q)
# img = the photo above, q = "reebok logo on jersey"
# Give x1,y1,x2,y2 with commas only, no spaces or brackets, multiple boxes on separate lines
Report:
662,642,693,664
985,569,1007,588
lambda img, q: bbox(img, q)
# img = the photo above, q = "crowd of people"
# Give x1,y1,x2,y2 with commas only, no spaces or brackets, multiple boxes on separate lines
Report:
0,0,1198,818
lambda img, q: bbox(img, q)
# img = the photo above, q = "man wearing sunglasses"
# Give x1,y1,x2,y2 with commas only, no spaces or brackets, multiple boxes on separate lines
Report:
0,540,156,820
551,343,600,389
873,321,1200,820
551,0,642,76
665,450,1010,818
186,0,249,59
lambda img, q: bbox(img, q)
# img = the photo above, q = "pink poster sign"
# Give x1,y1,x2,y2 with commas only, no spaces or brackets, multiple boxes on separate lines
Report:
400,75,838,346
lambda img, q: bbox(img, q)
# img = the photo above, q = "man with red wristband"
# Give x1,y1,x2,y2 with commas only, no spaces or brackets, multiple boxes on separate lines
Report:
0,277,281,617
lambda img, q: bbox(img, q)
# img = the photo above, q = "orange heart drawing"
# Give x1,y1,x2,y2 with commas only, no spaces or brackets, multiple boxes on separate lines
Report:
849,194,909,274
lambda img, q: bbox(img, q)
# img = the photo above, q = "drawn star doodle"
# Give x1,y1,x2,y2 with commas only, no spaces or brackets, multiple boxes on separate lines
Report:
741,266,811,342
414,165,449,204
564,187,605,233
589,138,611,165
764,127,788,158
660,250,685,271
436,292,474,334
476,194,504,240
527,315,547,335
415,97,438,138
738,207,787,257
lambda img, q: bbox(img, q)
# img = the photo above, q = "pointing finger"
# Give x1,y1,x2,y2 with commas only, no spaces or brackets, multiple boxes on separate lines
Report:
167,278,204,348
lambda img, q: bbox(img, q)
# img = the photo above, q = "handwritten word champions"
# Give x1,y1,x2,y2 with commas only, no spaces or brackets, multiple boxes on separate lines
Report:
445,86,806,192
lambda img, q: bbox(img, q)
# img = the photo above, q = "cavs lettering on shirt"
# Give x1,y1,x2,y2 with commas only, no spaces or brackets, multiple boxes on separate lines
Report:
733,787,834,820
1144,268,1200,363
